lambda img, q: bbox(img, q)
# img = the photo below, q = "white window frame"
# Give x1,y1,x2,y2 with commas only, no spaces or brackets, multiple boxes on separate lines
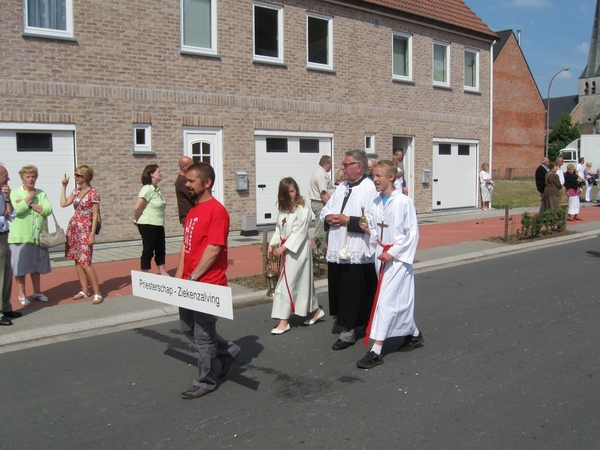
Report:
180,0,218,56
392,31,412,81
433,41,450,87
464,48,479,91
23,0,74,39
365,133,375,154
306,12,333,70
253,1,284,64
133,124,152,153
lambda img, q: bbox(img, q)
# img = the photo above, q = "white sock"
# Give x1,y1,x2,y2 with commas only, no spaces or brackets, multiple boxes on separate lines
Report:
371,343,382,355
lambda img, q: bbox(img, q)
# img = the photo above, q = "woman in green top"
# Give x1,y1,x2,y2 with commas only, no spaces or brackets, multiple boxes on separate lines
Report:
133,164,168,276
9,165,53,306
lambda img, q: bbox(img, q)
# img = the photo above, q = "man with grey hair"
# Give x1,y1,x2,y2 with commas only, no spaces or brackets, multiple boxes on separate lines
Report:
321,150,378,350
0,165,17,326
535,157,550,198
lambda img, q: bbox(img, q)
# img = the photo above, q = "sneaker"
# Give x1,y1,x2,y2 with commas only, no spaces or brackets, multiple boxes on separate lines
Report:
356,351,384,369
398,332,424,352
181,385,212,399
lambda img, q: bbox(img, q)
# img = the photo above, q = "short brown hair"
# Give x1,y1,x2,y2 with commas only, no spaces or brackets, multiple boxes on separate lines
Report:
277,177,305,212
187,162,216,191
141,164,159,185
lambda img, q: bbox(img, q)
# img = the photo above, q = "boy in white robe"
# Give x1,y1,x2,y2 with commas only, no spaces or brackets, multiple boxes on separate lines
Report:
357,160,423,369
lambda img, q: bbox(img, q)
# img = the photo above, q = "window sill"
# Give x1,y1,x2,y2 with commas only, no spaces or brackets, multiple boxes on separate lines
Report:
433,84,452,91
306,65,336,74
392,78,415,85
22,32,77,42
180,50,222,59
464,88,481,95
132,150,156,156
252,59,287,68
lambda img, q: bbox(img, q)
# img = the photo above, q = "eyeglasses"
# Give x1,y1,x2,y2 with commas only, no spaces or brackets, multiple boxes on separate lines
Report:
341,162,359,169
74,173,83,177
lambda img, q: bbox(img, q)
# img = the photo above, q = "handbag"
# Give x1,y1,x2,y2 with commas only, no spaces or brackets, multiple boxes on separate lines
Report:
39,211,67,249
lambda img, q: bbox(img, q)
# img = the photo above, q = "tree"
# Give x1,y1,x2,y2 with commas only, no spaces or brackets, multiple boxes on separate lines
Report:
547,113,580,161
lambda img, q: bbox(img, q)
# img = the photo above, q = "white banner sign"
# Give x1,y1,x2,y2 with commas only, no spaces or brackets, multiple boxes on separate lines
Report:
131,271,234,320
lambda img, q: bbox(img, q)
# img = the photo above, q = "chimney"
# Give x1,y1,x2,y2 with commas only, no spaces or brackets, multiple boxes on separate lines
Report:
517,30,521,46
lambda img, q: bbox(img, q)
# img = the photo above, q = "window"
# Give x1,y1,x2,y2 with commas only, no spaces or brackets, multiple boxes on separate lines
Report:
299,139,319,153
433,42,450,86
24,0,73,39
181,0,217,55
365,133,375,153
392,32,412,80
585,82,589,95
593,81,597,94
16,133,53,152
253,2,283,64
464,49,479,90
438,144,451,155
191,141,211,164
307,12,333,70
458,144,470,156
266,137,288,152
133,124,152,153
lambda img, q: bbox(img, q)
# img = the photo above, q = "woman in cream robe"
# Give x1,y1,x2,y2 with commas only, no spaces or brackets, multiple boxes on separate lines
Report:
268,178,322,334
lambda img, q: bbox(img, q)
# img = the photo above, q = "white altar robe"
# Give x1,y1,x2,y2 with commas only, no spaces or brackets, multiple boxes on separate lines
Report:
367,190,419,340
320,176,378,264
269,203,318,318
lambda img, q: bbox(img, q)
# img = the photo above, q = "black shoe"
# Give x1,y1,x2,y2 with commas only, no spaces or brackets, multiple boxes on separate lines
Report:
398,332,424,352
181,386,212,399
3,311,22,319
356,351,384,369
0,316,13,326
218,352,240,379
332,339,354,351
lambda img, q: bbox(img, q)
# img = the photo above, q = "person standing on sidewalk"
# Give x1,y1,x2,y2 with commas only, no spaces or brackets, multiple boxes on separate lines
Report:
556,156,565,206
174,156,195,225
0,165,18,326
175,162,240,399
308,155,333,254
535,157,550,199
356,160,422,369
321,150,378,351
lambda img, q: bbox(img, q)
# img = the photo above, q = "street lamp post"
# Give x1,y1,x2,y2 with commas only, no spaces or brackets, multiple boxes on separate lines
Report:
545,67,569,158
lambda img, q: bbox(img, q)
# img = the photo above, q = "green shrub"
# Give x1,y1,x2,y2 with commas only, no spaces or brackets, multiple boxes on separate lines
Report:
516,206,567,240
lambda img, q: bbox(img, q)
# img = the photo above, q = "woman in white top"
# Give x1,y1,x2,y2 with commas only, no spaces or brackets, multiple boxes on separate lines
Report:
479,163,493,211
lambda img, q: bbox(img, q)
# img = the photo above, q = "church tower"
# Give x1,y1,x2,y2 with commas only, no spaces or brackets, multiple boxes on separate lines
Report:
580,0,600,133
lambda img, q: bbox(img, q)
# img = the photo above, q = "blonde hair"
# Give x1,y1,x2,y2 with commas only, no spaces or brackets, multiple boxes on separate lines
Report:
374,160,397,178
76,165,94,183
19,165,38,179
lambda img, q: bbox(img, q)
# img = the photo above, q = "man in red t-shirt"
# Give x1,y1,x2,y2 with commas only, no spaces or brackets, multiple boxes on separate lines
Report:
175,162,241,399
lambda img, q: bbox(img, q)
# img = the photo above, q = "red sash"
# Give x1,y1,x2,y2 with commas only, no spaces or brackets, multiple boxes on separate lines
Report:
278,238,295,313
364,241,392,344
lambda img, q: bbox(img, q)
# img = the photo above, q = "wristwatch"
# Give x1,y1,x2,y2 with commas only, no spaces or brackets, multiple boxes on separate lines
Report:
188,275,195,281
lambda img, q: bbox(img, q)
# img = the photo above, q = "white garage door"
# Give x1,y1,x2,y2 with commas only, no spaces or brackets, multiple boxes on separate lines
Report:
432,140,478,210
255,132,333,225
0,126,76,233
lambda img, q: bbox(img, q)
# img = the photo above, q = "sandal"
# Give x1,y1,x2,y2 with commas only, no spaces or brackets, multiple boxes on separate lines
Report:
92,294,104,305
32,293,49,302
73,291,89,300
18,296,31,306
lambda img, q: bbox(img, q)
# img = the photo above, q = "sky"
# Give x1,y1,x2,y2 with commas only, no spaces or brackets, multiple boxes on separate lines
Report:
465,0,597,99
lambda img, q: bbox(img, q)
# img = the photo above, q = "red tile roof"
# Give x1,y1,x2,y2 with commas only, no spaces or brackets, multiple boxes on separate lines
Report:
360,0,496,38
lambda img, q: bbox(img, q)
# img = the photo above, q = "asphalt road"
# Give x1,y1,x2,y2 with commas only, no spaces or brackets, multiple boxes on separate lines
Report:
2,237,600,449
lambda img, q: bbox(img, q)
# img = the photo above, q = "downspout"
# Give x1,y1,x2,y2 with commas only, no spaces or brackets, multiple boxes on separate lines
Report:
490,40,496,178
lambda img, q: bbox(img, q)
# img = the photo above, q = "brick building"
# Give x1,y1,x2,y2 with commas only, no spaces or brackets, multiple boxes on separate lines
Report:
492,30,545,180
1,0,495,243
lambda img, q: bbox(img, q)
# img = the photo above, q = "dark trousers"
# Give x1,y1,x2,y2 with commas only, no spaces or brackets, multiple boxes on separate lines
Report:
0,234,13,313
137,224,165,270
179,308,241,391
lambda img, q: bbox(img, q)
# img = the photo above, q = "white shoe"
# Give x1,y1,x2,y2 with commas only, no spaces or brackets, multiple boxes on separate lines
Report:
304,309,325,325
32,293,49,302
18,296,31,306
271,324,290,335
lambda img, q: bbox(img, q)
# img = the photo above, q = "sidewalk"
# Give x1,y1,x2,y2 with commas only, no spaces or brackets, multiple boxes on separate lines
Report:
2,204,599,350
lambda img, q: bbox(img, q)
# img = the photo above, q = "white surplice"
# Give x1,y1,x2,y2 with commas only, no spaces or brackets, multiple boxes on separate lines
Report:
320,176,378,264
269,203,318,318
367,190,419,341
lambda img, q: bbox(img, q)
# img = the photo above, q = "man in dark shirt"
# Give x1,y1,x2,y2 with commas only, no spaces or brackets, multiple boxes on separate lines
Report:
174,156,195,225
535,157,550,197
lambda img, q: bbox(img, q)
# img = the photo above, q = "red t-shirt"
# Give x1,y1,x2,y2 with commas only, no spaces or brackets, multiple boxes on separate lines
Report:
183,197,229,286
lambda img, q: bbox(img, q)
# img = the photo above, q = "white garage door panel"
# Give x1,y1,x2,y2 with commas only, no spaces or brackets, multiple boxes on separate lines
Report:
0,130,76,231
432,142,477,210
255,136,332,225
